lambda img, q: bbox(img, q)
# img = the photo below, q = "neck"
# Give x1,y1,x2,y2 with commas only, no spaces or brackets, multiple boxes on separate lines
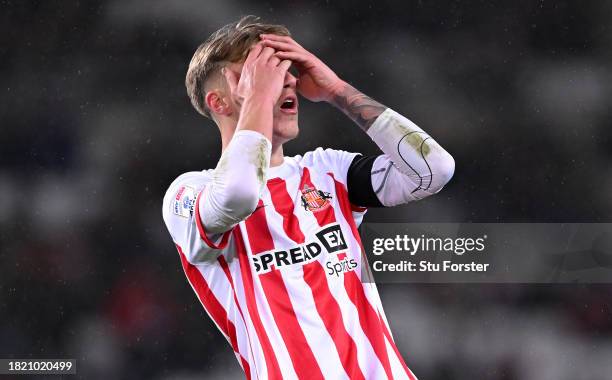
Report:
220,127,285,167
270,142,284,167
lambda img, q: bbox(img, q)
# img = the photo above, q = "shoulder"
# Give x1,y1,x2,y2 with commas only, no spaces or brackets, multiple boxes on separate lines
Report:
162,170,213,221
291,148,361,185
293,147,360,168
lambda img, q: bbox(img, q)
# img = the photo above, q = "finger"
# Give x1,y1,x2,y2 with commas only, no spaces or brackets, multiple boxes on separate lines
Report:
277,59,292,74
244,42,264,66
258,46,276,63
268,55,281,67
222,67,238,93
261,39,301,54
274,50,309,64
260,34,303,48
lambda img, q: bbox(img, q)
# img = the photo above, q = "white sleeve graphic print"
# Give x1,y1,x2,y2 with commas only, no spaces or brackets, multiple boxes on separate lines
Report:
368,108,455,206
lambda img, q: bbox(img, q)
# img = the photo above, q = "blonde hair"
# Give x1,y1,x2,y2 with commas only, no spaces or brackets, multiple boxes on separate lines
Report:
185,15,290,118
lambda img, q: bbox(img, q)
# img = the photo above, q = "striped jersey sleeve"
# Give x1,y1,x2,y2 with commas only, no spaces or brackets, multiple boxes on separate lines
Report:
162,171,232,264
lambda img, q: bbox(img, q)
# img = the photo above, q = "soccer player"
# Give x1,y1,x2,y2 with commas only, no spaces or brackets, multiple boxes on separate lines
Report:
163,16,454,380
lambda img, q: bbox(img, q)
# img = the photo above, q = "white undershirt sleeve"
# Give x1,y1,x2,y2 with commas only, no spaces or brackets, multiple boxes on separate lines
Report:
367,108,455,206
199,130,271,234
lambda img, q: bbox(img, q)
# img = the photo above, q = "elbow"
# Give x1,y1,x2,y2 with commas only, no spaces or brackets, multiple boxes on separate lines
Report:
208,160,267,224
199,181,260,235
438,151,456,185
429,151,455,192
221,183,260,220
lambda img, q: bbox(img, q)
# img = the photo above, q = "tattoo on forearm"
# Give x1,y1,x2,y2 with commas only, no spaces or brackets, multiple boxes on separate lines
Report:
331,83,387,132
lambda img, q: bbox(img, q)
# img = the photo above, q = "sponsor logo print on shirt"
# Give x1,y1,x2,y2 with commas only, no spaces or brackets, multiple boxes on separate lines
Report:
300,184,332,212
326,253,358,277
172,185,197,218
252,223,347,274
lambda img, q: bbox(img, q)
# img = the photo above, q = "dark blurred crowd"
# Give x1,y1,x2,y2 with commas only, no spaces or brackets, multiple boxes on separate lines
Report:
1,1,611,379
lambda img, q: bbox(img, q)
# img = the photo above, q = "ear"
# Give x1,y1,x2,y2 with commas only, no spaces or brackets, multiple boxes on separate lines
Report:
205,90,233,117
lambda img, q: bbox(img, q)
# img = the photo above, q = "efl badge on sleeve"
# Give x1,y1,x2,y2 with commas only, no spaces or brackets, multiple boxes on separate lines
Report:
172,185,197,218
300,185,332,212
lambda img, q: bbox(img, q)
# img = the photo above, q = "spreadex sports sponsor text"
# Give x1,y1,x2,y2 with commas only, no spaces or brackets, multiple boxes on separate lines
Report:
252,223,358,277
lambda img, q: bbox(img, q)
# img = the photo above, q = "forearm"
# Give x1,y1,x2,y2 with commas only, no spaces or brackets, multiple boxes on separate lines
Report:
200,129,271,233
332,82,454,204
329,81,387,132
236,95,275,141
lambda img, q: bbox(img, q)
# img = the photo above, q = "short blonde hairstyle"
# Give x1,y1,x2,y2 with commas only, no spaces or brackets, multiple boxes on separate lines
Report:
185,15,291,119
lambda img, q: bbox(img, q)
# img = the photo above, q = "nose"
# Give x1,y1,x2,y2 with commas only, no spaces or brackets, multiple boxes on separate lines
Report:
283,70,297,89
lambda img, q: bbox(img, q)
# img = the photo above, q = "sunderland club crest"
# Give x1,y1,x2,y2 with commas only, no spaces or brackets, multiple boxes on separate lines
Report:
300,185,332,212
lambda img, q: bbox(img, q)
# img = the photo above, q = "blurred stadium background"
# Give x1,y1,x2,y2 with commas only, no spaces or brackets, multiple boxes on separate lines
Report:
1,1,612,379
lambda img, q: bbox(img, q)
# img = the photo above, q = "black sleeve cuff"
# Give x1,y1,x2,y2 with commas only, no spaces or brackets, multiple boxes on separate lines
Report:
347,155,384,208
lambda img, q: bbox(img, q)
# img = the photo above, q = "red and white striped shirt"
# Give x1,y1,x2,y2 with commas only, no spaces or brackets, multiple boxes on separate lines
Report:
163,148,417,380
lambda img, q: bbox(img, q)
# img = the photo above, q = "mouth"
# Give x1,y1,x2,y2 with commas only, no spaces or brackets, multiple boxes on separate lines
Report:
279,94,298,114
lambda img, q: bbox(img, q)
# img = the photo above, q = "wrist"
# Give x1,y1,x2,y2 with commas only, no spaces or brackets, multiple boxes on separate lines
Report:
236,95,274,141
327,80,350,105
240,95,275,122
243,92,277,109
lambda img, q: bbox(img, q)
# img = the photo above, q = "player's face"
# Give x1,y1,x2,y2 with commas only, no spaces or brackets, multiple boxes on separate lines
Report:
227,61,300,144
272,68,300,144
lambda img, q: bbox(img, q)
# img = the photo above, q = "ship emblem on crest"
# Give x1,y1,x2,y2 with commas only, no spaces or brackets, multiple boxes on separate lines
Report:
300,184,333,212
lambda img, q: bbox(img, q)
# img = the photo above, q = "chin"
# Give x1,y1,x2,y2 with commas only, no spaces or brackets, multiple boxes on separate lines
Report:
273,116,299,143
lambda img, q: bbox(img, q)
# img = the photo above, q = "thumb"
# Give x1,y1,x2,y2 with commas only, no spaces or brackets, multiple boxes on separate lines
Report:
222,67,238,94
277,59,292,75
